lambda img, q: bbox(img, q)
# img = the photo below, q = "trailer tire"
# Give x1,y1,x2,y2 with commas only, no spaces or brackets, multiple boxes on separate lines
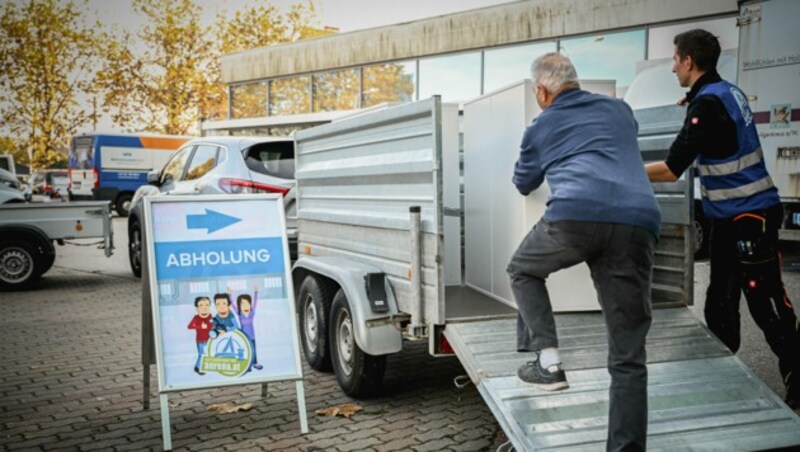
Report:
40,251,56,275
129,219,142,278
0,240,42,291
330,289,386,398
299,275,335,371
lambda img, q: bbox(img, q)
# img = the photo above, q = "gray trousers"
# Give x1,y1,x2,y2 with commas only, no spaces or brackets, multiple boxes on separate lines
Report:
507,219,656,452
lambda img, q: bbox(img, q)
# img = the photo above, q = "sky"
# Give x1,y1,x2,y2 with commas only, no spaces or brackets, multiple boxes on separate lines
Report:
88,0,514,34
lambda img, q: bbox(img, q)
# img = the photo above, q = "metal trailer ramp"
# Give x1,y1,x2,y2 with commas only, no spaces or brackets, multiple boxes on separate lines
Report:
444,308,800,451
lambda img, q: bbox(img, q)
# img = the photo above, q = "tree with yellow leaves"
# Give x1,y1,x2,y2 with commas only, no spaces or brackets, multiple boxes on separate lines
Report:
97,0,214,135
0,0,102,170
98,0,330,133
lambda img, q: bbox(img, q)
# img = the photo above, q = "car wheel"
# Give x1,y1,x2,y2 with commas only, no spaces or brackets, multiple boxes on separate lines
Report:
330,289,386,398
116,193,133,217
0,240,41,291
298,275,335,372
129,218,142,278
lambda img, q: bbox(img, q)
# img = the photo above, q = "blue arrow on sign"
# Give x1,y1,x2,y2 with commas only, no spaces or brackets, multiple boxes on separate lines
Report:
186,209,241,234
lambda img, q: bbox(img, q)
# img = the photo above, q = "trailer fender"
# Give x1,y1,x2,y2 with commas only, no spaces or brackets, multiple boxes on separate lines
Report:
0,224,56,262
293,255,402,356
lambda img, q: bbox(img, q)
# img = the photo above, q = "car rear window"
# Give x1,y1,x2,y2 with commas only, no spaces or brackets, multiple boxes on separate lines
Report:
244,141,295,180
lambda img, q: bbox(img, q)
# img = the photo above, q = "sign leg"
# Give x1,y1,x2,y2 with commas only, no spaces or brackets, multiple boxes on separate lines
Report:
143,364,150,410
160,393,173,450
295,380,308,433
261,382,269,399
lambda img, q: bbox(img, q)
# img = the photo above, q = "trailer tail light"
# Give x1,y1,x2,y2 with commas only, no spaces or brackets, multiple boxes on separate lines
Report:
218,178,289,196
438,333,454,355
93,167,99,190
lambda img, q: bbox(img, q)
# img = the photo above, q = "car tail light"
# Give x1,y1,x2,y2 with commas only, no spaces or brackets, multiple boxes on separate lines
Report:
218,178,289,196
93,167,99,190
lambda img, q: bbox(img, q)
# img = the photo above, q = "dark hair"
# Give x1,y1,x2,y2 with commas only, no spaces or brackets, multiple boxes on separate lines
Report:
673,29,721,72
213,293,231,305
237,294,252,310
194,296,210,307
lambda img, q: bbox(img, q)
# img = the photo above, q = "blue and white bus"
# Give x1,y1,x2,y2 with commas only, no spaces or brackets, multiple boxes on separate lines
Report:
68,133,191,216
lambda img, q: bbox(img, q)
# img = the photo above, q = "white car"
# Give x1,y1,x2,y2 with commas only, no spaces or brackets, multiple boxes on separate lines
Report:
127,136,296,277
0,168,27,204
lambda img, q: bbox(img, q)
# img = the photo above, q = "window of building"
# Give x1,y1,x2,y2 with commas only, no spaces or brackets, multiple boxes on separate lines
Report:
484,41,557,93
418,51,481,102
270,75,311,116
269,125,308,136
647,17,738,60
624,18,738,109
313,68,360,112
231,82,267,119
560,29,646,98
362,61,416,107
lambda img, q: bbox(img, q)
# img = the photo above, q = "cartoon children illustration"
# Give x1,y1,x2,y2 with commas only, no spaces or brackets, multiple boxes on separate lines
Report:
230,285,263,371
187,296,213,375
211,293,240,338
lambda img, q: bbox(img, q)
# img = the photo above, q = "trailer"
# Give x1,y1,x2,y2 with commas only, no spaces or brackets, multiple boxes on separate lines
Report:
0,201,114,290
290,90,800,449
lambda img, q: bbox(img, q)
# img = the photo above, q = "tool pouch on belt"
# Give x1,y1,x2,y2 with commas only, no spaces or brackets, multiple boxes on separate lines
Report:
731,213,774,264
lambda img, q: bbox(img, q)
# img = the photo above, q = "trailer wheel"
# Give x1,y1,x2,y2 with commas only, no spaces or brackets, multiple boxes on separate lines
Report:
129,219,142,278
0,240,41,291
330,289,386,398
39,252,56,275
298,275,335,371
116,193,133,217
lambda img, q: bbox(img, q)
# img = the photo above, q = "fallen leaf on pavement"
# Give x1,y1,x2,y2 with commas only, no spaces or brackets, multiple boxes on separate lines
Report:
315,403,362,418
207,401,253,414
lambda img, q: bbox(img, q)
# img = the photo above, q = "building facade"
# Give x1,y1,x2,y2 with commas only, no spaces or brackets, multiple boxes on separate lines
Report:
202,0,740,136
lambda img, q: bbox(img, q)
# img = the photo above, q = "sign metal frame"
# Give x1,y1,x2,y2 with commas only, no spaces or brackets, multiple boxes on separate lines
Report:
143,194,307,449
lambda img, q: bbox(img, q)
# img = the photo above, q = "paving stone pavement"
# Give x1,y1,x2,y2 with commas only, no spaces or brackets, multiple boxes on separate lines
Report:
2,218,797,451
0,266,508,451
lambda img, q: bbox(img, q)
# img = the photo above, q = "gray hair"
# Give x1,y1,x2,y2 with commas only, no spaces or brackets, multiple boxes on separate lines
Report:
531,52,579,93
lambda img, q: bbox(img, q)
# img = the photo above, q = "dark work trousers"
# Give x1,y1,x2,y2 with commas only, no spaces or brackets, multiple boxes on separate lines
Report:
507,219,656,452
705,203,800,390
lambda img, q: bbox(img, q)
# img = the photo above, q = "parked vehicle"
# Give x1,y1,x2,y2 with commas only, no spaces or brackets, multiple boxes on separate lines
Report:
127,136,296,277
67,133,190,216
30,169,69,200
0,168,28,204
0,201,113,290
0,154,16,176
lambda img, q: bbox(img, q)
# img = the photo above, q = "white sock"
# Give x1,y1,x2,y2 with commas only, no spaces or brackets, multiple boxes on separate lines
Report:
539,347,561,370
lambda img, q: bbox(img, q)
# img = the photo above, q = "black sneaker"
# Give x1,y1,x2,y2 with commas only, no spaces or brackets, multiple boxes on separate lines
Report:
517,354,569,391
785,372,799,415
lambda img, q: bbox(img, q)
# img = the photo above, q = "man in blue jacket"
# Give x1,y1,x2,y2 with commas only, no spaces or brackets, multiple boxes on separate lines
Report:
507,53,661,451
646,29,799,413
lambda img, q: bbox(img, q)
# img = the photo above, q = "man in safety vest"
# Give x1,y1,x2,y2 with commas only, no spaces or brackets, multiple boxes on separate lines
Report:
646,29,799,412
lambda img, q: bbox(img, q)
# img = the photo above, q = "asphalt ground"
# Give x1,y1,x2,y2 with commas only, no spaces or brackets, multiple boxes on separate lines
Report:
1,217,798,451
